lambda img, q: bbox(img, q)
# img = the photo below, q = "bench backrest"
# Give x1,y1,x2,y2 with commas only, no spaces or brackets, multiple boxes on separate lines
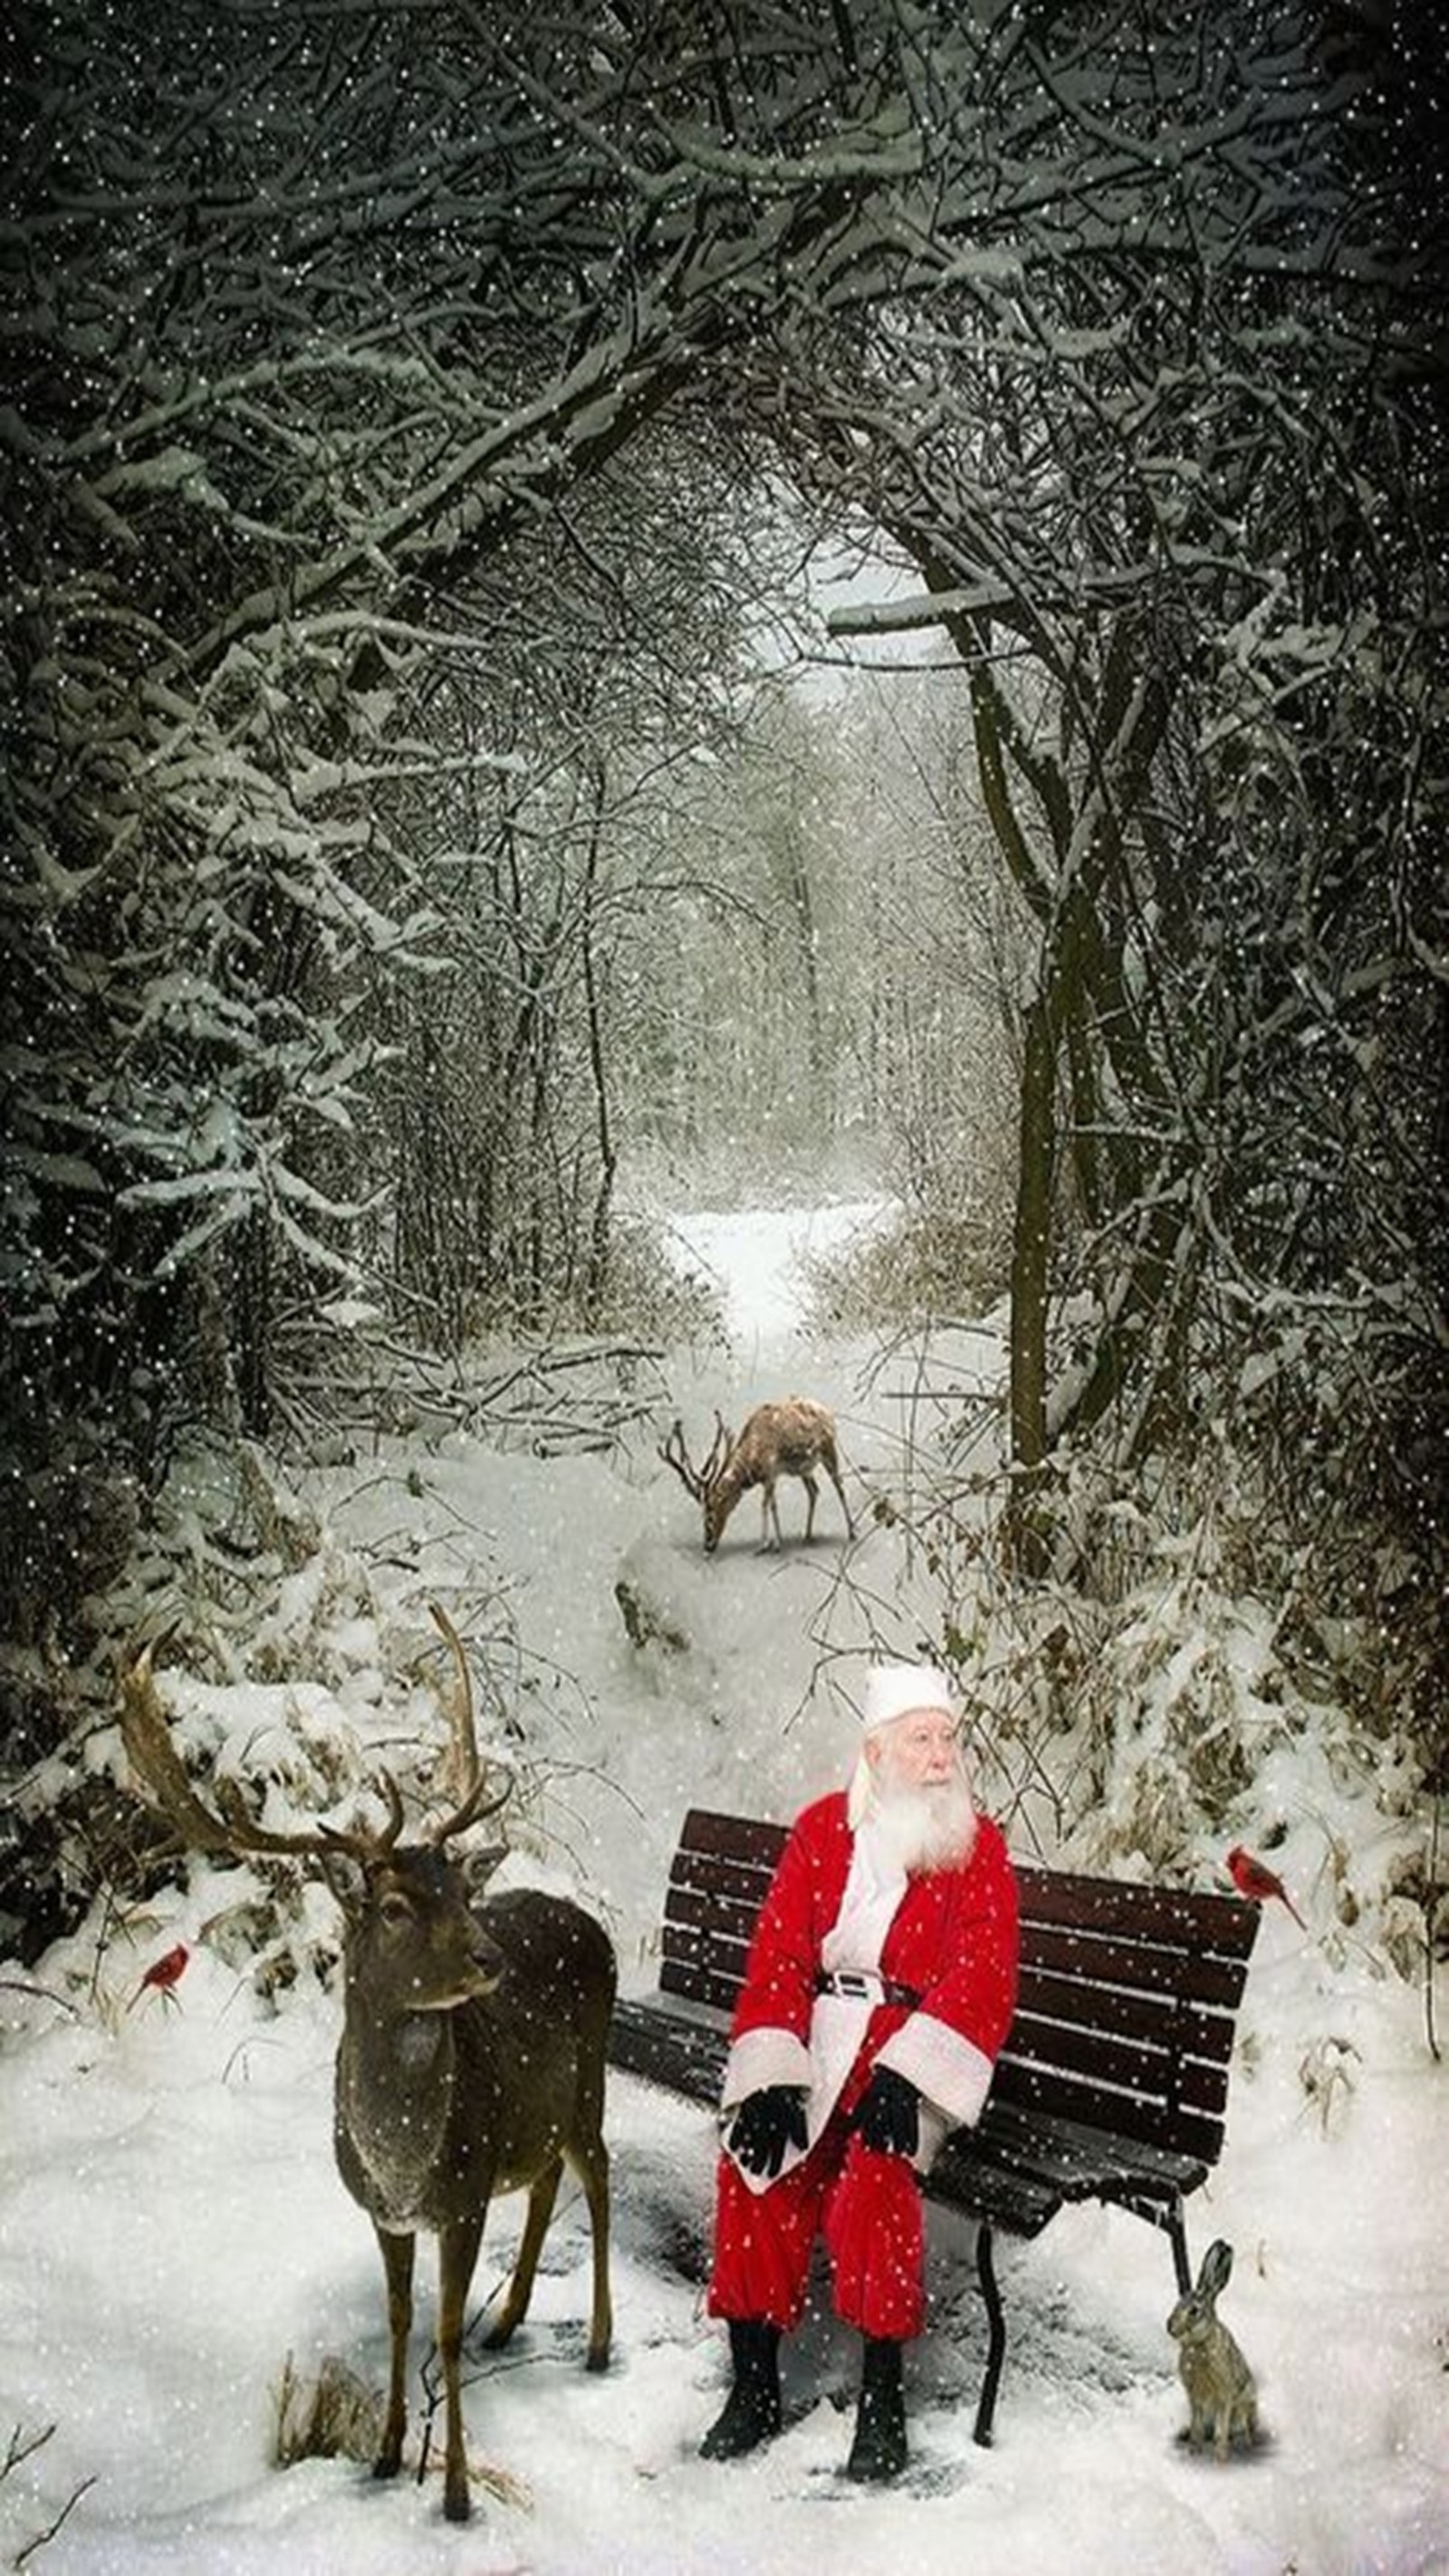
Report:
657,1808,1261,2167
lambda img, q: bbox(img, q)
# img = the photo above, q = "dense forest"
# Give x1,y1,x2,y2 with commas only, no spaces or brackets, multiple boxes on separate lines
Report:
2,3,1444,1953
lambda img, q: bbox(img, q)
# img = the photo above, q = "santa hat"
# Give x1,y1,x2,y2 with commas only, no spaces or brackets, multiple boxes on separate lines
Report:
859,1662,957,1735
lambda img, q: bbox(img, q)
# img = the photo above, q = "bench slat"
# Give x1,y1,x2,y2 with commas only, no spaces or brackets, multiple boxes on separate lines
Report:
977,2100,1209,2197
1013,1862,1257,1956
663,1880,768,1946
659,1955,754,2017
955,2100,1209,2207
678,1808,788,1869
1001,2011,1233,2118
1018,1920,1252,2012
1015,1964,1241,2064
674,1810,1252,1949
609,1994,728,2101
661,1919,753,1975
989,2057,1226,2163
645,1977,1234,2148
659,1922,1251,2078
668,1845,771,1893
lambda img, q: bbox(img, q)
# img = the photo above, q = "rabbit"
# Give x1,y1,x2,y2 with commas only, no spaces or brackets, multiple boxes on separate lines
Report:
1166,2239,1260,2460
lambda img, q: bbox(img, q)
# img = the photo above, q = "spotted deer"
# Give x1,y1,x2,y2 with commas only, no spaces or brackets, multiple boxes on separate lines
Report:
120,1604,614,2524
659,1396,855,1553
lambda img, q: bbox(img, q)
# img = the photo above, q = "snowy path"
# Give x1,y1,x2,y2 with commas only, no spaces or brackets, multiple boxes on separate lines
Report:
665,1197,891,1358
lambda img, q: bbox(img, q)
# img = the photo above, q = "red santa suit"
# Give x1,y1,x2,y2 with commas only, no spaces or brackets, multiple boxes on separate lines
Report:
706,1789,1019,2342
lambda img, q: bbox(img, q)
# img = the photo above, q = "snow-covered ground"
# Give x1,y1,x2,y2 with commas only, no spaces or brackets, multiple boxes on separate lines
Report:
2,1206,1445,2574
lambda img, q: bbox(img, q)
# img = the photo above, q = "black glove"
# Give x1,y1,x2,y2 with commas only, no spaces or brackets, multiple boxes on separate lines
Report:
727,2084,809,2179
854,2064,919,2158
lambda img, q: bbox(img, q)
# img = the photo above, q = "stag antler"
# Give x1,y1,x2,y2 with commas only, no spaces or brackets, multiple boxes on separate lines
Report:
658,1414,733,1499
658,1419,704,1499
425,1602,510,1848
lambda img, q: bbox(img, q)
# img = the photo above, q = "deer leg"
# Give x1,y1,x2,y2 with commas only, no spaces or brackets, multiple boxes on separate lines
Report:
438,2209,487,2523
759,1482,783,1551
566,2129,613,2371
801,1471,820,1541
823,1451,855,1537
373,2225,416,2482
485,2158,561,2350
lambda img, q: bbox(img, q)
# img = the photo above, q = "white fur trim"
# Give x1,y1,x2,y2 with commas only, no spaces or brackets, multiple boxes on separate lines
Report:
847,1751,875,1831
821,1819,906,1967
720,2024,811,2115
860,1662,957,1734
875,2012,997,2130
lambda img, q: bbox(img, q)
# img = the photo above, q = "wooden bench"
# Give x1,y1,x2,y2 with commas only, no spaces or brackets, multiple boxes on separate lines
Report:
608,1807,1262,2444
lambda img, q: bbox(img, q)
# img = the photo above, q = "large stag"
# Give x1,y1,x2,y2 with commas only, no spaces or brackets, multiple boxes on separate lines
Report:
659,1396,856,1554
120,1605,613,2524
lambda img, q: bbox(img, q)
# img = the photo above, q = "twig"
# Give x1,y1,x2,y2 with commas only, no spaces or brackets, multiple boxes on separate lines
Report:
414,2348,439,2489
3,2426,55,2479
14,2475,97,2568
84,1880,124,2014
0,1982,80,2020
5,2433,97,2572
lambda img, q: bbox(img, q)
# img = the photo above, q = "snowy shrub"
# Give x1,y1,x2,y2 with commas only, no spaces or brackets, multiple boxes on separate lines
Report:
847,1388,1435,1977
0,1415,558,1978
572,1215,730,1350
272,2354,385,2471
1075,1574,1276,1873
801,1201,1011,1335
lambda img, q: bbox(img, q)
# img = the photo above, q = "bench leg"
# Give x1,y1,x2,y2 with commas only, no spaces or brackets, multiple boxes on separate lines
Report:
972,2221,1005,2448
1168,2198,1191,2297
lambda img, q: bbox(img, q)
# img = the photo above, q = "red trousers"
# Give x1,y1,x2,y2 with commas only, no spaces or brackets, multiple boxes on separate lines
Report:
706,2112,926,2341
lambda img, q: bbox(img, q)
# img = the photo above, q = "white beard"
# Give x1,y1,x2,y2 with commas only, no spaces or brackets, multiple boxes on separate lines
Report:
868,1768,977,1873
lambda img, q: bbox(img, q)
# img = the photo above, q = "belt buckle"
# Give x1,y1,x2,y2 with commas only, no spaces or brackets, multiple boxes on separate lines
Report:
834,1971,873,2000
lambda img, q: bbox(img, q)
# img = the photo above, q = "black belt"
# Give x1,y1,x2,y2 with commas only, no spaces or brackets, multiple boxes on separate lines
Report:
815,1970,922,2008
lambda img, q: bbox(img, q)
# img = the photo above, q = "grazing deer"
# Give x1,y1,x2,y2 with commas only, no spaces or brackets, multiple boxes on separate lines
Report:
659,1396,856,1554
120,1605,614,2525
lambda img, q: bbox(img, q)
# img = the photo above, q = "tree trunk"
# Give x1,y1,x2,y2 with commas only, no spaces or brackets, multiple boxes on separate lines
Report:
580,779,616,1323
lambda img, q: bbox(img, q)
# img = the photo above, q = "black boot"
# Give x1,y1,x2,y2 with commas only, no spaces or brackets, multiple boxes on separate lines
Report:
699,2320,782,2460
845,2335,907,2482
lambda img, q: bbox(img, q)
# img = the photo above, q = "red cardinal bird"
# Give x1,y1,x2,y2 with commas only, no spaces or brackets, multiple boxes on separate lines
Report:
1225,1846,1307,1929
127,1942,190,2011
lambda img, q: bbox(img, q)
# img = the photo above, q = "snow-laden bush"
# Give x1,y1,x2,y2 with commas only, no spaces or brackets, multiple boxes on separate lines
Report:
851,1418,1435,1999
801,1201,1012,1337
1,1432,542,1980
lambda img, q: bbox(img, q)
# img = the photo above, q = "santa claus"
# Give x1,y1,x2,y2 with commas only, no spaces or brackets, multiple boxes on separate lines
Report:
700,1660,1020,2481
